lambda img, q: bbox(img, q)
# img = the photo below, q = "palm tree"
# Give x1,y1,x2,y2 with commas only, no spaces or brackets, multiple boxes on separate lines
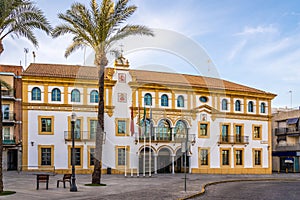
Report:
0,80,12,193
0,0,52,55
52,0,153,184
0,0,51,194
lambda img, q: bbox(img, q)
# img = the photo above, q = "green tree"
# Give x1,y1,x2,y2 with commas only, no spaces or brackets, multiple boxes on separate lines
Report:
52,0,153,184
0,0,52,54
0,80,12,193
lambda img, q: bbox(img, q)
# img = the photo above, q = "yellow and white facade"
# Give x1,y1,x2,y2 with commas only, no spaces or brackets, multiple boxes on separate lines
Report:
22,57,276,175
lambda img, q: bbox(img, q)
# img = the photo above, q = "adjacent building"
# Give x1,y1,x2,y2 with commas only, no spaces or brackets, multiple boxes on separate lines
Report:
272,108,300,172
0,65,23,171
21,57,276,174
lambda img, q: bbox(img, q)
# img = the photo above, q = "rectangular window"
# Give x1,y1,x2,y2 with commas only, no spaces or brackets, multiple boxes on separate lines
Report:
38,145,54,168
90,120,97,140
222,150,230,165
3,127,10,140
200,124,207,136
198,122,210,138
41,148,51,166
115,118,129,136
89,148,95,166
221,125,229,142
2,105,10,120
253,125,262,140
70,148,81,166
235,150,243,165
75,119,81,139
41,118,52,132
118,120,126,134
38,116,54,135
254,150,261,165
235,125,243,143
117,148,126,166
200,149,209,165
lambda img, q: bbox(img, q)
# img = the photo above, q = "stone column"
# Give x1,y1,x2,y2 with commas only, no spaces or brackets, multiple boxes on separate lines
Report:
154,154,158,174
171,154,175,174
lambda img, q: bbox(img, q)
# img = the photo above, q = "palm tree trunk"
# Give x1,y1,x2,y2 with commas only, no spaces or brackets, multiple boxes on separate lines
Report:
92,54,107,184
0,82,3,192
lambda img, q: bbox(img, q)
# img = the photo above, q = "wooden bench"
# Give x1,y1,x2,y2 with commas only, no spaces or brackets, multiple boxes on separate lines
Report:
57,174,72,188
36,174,49,190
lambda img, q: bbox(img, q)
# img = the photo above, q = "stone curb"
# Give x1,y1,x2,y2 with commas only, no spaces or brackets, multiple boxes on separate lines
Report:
178,178,300,200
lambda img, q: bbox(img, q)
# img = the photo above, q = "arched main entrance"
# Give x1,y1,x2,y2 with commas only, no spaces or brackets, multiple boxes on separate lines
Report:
139,147,154,174
157,148,172,173
175,148,189,173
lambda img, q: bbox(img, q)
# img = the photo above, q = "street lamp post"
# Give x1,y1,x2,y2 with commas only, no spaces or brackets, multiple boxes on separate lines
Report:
70,112,78,192
184,128,188,192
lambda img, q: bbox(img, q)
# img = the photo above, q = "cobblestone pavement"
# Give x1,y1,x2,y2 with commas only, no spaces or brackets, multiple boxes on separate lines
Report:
2,171,300,200
193,180,300,200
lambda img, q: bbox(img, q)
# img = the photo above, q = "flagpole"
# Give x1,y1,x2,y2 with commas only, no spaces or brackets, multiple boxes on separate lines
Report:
143,125,146,177
125,145,127,177
143,106,146,177
149,107,152,177
137,105,140,177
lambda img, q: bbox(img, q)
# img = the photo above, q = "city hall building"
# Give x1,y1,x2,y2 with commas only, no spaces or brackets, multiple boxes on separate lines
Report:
21,56,276,175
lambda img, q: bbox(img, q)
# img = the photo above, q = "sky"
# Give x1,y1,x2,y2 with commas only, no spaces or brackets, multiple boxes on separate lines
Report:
1,0,300,109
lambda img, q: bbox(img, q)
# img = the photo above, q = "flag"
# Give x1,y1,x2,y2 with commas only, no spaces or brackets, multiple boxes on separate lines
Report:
143,106,146,136
130,107,134,136
150,107,153,138
138,105,141,136
143,106,146,121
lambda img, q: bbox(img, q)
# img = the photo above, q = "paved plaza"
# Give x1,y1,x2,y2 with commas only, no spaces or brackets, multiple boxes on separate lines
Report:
2,171,300,200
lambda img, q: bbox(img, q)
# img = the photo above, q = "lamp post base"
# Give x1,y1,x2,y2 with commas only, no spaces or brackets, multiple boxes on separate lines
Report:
70,178,77,192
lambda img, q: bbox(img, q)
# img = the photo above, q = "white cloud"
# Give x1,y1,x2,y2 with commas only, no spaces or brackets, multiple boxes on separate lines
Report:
235,25,278,36
228,40,247,61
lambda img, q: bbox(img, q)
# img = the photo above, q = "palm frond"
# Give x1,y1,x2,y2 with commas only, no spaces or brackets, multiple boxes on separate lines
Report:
107,24,154,46
64,40,86,58
0,0,52,47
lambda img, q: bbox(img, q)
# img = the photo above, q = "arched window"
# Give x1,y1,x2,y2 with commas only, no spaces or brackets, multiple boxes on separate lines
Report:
32,87,41,101
51,88,61,101
221,99,228,110
260,102,266,113
174,120,187,139
90,90,98,103
161,94,168,107
157,119,171,141
144,93,152,106
248,101,254,112
177,95,184,108
235,100,241,111
71,89,80,102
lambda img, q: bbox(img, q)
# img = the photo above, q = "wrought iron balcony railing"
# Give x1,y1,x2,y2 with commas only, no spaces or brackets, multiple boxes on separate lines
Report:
274,127,300,136
64,131,95,141
3,138,16,145
218,135,249,144
135,132,196,144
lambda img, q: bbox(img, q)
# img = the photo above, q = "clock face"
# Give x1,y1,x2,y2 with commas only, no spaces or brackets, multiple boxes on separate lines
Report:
199,96,208,103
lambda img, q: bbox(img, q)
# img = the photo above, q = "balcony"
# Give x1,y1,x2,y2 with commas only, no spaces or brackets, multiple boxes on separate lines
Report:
64,131,95,141
3,138,16,145
274,143,300,152
135,132,196,144
218,135,249,145
1,90,15,100
274,127,300,136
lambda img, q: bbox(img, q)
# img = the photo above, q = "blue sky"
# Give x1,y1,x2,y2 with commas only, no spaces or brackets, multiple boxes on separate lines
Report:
1,0,300,108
